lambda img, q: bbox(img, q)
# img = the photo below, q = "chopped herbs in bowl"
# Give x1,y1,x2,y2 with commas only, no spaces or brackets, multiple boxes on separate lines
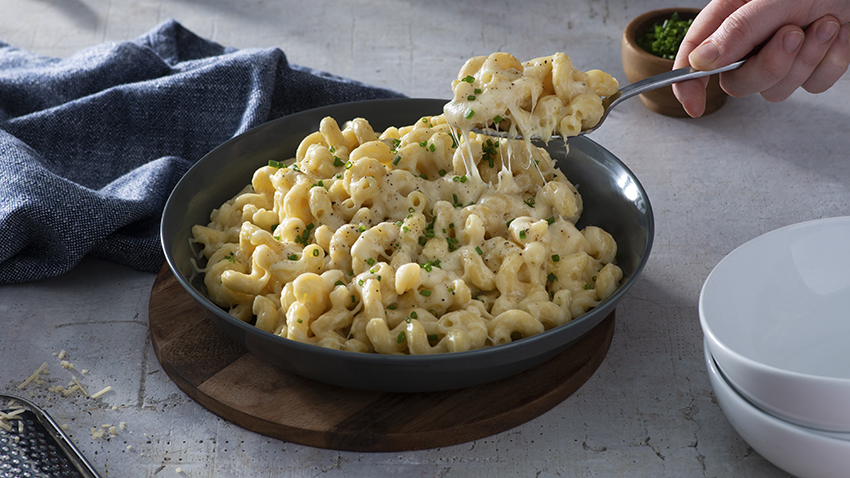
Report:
637,12,693,60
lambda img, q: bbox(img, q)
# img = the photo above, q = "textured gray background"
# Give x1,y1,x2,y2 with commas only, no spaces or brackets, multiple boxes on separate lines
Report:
3,0,848,476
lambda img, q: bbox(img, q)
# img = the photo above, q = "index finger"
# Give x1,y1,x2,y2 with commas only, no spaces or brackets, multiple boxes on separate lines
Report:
687,0,822,70
674,0,749,70
672,1,749,117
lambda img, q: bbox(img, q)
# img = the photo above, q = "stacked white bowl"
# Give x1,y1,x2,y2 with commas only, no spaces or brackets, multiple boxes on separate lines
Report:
699,217,850,478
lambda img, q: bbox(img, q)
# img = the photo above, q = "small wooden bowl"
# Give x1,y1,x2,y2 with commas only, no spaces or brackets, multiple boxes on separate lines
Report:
622,8,728,117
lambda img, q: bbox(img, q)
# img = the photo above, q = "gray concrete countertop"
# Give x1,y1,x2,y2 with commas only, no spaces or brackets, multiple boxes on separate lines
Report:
2,1,847,476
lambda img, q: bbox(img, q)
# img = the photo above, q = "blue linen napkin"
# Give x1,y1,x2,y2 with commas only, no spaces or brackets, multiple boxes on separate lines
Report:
0,19,404,284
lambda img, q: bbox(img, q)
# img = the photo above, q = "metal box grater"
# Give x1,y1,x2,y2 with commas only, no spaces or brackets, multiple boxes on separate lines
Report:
0,395,100,478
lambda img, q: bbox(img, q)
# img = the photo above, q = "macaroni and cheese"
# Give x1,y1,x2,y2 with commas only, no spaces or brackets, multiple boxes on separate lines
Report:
190,53,623,355
444,52,619,142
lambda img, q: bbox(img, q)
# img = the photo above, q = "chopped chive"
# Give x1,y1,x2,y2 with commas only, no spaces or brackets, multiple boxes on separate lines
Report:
410,311,418,319
397,331,406,343
474,88,482,94
493,115,503,124
351,295,356,302
519,230,527,239
366,258,376,266
467,95,476,101
393,155,401,166
547,216,555,225
297,318,303,323
358,279,364,286
464,109,475,120
428,334,439,342
358,225,366,232
312,249,319,257
584,283,592,289
448,223,454,228
429,143,436,152
460,175,468,183
506,218,514,227
345,161,353,170
475,246,483,255
288,254,298,260
388,303,397,310
333,156,345,167
420,173,428,180
419,289,432,297
462,75,475,83
419,140,428,148
447,238,458,251
418,236,427,246
524,197,536,208
268,160,284,168
334,280,345,286
438,169,447,176
548,273,558,282
552,254,560,262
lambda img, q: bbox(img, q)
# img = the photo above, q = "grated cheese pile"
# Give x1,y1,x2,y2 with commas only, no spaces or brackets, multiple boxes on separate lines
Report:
13,349,120,441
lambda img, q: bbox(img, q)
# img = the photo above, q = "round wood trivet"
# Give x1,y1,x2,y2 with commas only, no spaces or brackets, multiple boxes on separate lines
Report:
148,265,615,452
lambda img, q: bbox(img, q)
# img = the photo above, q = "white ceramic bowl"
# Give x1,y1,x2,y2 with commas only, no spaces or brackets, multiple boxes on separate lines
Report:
704,342,850,478
700,217,850,432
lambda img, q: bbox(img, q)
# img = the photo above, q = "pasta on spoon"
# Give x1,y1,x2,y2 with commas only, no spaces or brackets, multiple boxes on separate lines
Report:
443,52,619,142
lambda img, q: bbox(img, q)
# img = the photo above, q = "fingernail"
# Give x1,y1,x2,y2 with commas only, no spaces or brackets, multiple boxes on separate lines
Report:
840,24,850,43
817,21,840,43
690,40,719,67
783,31,804,52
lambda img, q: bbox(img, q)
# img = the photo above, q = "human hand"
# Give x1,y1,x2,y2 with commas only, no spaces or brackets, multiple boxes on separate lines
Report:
672,0,850,117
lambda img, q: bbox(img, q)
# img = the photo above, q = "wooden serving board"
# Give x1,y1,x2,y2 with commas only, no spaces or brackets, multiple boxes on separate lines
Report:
148,265,615,452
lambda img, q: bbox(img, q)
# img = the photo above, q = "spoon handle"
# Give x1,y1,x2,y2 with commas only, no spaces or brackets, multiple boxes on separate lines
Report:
611,60,745,108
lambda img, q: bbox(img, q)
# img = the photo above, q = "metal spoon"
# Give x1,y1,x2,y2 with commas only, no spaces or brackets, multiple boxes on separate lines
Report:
472,59,745,139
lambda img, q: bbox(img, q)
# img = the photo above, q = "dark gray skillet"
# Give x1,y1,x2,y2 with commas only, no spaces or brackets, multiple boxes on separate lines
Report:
161,98,654,393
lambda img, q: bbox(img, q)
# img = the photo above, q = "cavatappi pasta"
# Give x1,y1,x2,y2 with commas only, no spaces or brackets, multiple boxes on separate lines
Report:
444,52,619,142
191,110,623,355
